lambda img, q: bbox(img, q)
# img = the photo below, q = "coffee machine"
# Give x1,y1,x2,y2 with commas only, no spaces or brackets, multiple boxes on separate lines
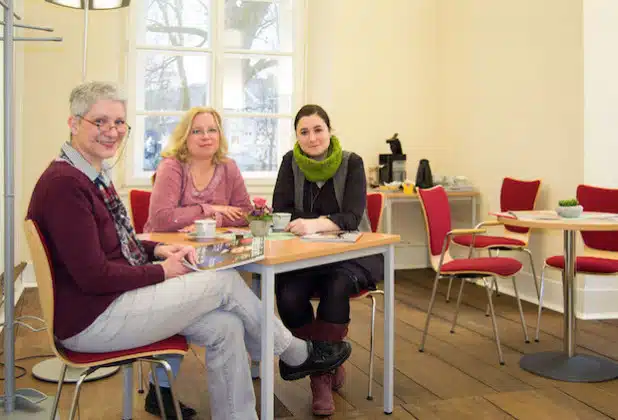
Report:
379,133,407,184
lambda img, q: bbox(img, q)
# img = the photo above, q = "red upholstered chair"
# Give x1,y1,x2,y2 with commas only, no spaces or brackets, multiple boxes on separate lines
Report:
128,189,152,234
417,186,527,365
24,220,188,419
366,192,385,233
449,177,542,303
535,184,618,341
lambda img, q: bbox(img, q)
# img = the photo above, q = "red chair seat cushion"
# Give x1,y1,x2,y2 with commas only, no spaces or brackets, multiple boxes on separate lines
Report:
545,256,618,274
453,234,526,249
440,257,522,277
61,334,188,365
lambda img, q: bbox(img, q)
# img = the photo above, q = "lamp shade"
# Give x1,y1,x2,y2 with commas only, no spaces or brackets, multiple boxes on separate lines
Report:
45,0,130,9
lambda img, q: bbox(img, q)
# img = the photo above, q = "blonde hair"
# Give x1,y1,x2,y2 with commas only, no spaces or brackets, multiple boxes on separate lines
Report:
161,107,229,164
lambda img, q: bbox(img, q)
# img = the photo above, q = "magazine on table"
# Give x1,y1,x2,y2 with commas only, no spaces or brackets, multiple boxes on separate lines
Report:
301,230,363,243
183,237,265,272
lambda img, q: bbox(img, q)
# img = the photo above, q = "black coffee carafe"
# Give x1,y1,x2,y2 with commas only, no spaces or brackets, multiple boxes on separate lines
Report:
415,159,433,189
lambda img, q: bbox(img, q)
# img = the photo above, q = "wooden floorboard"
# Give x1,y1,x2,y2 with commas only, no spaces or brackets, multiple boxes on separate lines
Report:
5,268,618,418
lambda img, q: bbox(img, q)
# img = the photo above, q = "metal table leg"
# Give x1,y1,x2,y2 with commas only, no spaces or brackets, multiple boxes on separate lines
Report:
520,230,618,382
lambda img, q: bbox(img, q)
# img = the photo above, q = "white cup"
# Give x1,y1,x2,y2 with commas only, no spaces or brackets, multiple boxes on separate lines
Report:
272,212,292,230
195,219,216,238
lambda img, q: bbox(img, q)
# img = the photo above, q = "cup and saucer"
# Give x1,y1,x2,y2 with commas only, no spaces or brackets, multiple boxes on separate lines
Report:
188,219,217,242
272,212,292,232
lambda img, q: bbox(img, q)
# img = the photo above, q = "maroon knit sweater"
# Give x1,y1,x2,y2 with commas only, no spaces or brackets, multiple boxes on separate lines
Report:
27,161,165,340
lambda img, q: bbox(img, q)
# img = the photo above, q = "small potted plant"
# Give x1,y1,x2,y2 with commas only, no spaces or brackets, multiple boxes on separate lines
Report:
556,198,583,218
247,197,273,237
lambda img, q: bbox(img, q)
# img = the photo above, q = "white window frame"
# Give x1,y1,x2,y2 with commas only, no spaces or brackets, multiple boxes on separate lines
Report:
123,0,307,189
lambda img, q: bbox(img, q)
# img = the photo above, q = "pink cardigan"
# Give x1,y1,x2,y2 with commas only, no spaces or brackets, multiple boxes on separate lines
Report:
144,157,252,232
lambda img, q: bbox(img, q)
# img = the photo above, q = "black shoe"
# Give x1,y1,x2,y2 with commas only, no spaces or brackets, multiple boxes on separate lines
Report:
144,384,197,419
279,340,352,381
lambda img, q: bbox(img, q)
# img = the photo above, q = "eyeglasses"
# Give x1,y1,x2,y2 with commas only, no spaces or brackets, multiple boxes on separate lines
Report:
80,116,131,135
190,128,219,136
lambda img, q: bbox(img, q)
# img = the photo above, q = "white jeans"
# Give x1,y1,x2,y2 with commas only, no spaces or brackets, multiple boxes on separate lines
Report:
61,269,293,420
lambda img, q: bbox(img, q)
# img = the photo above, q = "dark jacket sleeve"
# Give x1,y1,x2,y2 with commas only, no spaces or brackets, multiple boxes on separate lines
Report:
327,153,367,230
42,176,165,295
272,151,305,219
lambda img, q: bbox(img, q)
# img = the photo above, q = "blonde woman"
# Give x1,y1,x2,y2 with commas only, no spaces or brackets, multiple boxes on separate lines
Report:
144,107,252,232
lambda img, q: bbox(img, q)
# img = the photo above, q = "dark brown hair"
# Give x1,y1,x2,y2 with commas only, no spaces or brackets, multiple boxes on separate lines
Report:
293,104,331,131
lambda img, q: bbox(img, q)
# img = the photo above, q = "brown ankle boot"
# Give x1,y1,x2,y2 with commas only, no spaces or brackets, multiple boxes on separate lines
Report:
312,320,349,392
332,365,345,391
310,372,335,416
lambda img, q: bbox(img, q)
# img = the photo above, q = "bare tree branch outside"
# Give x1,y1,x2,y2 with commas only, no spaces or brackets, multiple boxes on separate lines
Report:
137,0,297,175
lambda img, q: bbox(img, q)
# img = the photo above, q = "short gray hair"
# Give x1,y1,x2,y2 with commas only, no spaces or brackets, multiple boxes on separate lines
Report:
69,81,126,116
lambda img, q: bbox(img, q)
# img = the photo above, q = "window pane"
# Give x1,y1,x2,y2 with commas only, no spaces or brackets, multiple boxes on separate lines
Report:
138,52,211,111
224,116,292,172
140,115,180,171
137,0,211,48
222,55,292,114
224,0,293,52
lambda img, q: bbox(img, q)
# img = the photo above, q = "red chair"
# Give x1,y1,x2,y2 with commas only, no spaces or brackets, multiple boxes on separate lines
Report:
535,184,618,341
366,191,385,233
128,189,152,234
449,177,541,303
417,186,528,364
24,220,188,419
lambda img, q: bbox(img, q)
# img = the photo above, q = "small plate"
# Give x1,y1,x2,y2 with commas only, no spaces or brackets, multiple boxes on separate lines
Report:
187,232,216,242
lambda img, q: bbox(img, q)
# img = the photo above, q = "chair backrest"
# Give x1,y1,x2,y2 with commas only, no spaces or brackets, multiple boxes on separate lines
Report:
577,184,618,252
500,177,541,234
128,189,152,234
417,186,452,257
366,192,385,233
23,220,61,357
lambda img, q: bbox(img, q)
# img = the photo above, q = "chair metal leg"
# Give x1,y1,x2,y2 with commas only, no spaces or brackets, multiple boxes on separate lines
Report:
68,367,96,420
446,277,453,302
150,362,168,420
367,294,378,401
450,278,466,333
535,265,547,342
50,363,67,420
512,276,530,343
483,278,505,365
122,364,134,420
137,361,145,393
150,359,183,420
420,271,443,352
524,247,540,300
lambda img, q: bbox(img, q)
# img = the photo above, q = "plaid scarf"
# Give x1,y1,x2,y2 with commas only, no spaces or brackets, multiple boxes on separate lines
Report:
59,149,148,266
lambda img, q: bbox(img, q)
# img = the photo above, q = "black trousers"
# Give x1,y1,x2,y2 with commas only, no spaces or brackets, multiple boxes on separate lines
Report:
275,263,372,329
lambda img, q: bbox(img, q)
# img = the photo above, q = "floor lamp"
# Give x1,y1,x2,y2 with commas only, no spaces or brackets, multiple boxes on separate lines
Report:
0,0,64,417
46,0,130,81
25,0,132,386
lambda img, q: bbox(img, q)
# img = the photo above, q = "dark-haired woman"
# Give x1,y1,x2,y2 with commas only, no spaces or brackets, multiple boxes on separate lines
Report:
272,104,383,416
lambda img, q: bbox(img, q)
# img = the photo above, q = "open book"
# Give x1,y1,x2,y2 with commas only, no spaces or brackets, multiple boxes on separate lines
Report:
183,237,265,272
301,231,363,243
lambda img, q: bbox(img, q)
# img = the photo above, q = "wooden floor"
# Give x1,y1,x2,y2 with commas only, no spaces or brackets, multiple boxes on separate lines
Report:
5,269,618,419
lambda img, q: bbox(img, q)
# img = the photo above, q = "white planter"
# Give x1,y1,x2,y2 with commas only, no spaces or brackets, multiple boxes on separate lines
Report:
249,220,271,237
556,205,583,218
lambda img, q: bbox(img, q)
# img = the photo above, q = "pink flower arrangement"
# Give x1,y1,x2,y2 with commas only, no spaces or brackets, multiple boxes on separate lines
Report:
247,197,273,222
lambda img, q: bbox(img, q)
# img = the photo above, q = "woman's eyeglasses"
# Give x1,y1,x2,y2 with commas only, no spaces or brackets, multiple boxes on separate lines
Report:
80,116,131,135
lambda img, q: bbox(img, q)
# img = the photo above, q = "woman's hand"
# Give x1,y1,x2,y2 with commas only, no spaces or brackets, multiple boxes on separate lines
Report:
211,205,246,221
154,244,193,259
178,224,196,233
286,218,320,236
160,246,197,279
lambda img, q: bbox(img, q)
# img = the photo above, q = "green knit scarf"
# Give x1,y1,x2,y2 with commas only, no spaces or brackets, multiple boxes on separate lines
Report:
293,135,343,182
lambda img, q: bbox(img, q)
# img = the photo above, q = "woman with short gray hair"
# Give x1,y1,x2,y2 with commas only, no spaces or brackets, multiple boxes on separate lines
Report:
27,81,351,420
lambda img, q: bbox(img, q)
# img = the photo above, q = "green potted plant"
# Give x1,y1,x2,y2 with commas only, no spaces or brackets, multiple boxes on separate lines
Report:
247,197,273,237
556,198,583,218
